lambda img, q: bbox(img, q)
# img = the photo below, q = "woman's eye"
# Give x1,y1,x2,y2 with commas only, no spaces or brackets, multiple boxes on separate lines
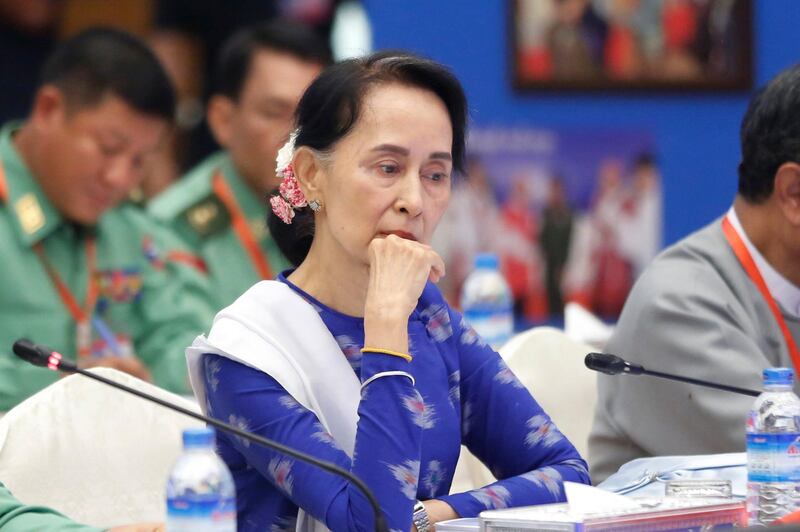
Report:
427,172,449,182
379,163,399,175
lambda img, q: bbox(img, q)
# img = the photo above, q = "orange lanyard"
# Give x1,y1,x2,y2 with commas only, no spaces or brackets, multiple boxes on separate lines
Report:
0,160,98,357
212,170,273,280
722,216,800,370
33,239,98,357
0,165,6,203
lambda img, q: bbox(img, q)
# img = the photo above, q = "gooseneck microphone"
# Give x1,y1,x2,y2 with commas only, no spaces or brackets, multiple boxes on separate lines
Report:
584,352,761,397
12,339,389,532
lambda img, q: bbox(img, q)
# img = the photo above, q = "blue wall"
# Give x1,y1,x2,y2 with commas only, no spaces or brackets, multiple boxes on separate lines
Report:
365,0,800,245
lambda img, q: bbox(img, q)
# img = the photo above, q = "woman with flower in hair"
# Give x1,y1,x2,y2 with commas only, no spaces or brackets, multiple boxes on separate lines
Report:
187,52,589,532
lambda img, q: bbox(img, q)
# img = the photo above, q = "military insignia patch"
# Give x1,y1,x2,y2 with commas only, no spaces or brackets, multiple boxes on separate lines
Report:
96,267,143,304
15,193,45,235
185,195,229,238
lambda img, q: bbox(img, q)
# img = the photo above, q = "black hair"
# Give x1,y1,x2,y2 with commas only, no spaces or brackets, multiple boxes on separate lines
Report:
267,185,314,267
268,51,469,266
738,64,800,203
215,19,332,100
41,27,175,121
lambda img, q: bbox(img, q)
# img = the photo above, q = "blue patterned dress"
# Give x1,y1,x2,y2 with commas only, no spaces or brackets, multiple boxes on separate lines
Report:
203,272,590,531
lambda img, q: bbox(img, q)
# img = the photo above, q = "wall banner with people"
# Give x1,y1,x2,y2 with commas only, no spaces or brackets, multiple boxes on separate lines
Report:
432,126,661,323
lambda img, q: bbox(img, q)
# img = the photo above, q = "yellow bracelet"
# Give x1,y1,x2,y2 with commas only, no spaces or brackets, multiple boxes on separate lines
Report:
361,347,413,363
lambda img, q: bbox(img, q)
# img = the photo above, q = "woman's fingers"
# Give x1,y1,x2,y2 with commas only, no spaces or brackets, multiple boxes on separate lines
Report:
429,250,446,282
366,234,446,317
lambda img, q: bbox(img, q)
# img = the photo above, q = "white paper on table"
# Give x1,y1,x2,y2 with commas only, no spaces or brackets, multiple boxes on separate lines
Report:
564,481,641,514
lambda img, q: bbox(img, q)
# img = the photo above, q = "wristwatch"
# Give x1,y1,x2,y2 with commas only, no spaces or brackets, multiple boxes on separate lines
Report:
412,500,432,532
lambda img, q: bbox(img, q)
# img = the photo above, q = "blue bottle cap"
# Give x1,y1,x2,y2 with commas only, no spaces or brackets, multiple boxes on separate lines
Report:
474,253,499,269
763,367,794,386
183,427,215,448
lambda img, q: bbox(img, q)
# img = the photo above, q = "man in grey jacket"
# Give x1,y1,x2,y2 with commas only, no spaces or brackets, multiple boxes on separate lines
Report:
589,64,800,483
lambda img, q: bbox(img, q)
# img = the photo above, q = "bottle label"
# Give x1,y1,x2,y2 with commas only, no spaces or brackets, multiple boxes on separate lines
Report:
746,433,800,482
167,497,236,532
464,308,513,347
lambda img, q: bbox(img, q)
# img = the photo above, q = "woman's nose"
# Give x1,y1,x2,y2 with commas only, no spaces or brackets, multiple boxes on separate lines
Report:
395,175,423,216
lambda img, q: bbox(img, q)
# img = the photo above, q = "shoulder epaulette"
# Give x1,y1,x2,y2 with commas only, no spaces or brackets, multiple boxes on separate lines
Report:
183,194,230,238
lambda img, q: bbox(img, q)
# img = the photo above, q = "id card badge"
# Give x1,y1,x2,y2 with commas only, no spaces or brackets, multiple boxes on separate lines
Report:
76,320,92,358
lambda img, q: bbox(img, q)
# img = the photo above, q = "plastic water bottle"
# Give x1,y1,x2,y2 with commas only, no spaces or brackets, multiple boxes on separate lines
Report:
460,253,514,348
746,367,800,525
166,427,237,532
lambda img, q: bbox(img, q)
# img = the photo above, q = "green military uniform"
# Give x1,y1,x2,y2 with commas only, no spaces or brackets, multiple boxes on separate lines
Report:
0,123,217,411
149,152,290,310
0,481,102,531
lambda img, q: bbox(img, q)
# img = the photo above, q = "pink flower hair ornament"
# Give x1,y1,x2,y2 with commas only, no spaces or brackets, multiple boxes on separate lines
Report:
270,194,296,224
271,131,309,224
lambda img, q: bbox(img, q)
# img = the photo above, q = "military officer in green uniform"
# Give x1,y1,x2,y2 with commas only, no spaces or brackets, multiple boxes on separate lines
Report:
0,29,216,411
149,21,330,309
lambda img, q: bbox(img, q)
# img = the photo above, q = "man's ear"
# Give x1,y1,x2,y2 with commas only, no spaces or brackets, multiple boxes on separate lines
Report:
774,162,800,226
207,95,235,148
292,146,326,203
28,85,66,130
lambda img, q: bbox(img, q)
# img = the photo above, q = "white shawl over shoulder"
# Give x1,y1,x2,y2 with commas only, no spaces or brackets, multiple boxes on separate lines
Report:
186,280,362,532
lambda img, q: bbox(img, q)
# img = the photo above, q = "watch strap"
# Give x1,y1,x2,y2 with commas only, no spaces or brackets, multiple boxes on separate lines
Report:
412,500,431,532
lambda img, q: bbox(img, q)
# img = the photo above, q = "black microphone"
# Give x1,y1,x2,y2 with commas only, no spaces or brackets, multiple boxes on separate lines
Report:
12,338,389,532
585,352,761,397
584,352,644,376
12,338,79,371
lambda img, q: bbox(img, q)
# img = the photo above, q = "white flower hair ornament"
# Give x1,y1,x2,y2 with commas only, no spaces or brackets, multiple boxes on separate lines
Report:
270,131,317,224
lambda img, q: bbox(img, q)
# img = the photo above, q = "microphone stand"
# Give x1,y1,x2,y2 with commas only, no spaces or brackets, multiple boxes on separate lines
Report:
13,340,389,532
640,367,760,398
585,352,761,397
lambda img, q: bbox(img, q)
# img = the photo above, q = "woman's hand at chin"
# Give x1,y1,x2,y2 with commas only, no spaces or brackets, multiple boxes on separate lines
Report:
363,234,445,353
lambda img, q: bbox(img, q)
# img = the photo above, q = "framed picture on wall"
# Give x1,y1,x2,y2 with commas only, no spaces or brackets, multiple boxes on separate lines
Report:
511,0,753,91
